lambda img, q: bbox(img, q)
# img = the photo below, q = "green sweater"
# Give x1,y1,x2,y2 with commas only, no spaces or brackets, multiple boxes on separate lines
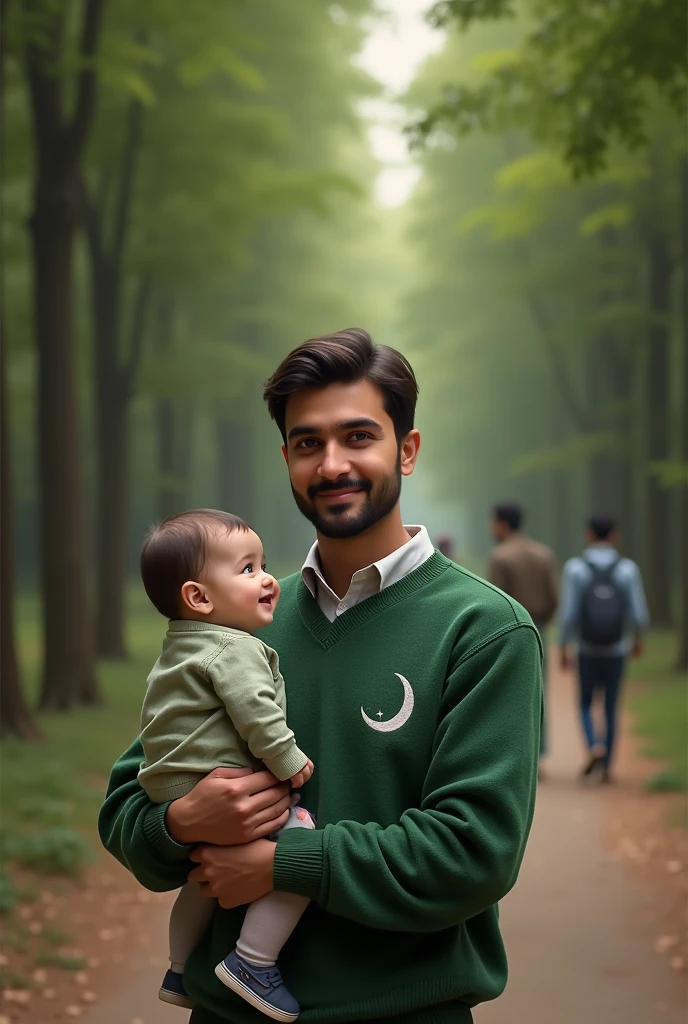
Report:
139,622,307,801
99,553,542,1024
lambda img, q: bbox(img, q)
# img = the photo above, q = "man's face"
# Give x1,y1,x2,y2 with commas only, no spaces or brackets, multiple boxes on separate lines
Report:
282,379,419,539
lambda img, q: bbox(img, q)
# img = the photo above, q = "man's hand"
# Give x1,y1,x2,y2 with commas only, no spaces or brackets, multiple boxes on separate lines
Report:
166,768,295,846
188,839,276,909
632,640,644,659
290,758,314,789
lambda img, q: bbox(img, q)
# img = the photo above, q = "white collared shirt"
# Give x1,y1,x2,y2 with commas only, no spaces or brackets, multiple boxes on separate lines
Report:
301,525,435,622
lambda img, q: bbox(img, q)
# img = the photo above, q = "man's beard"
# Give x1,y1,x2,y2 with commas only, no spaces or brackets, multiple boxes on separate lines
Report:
291,460,402,539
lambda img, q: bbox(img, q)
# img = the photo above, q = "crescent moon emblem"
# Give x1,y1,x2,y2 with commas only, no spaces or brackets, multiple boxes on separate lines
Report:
361,673,414,732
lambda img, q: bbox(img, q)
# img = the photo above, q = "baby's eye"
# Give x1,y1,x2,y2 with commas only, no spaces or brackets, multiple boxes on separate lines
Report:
242,563,253,575
261,563,267,572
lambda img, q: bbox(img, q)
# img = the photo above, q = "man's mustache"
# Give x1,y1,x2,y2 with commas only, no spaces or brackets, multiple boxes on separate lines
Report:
307,478,372,500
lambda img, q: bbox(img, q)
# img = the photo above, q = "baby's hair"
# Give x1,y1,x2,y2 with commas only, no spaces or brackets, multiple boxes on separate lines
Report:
140,509,250,619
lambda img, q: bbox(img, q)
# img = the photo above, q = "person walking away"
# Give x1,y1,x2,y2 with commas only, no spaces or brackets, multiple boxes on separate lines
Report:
559,514,649,783
489,504,558,765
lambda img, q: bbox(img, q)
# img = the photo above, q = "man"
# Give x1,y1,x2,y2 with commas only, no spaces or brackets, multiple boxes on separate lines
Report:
488,503,558,760
559,514,649,783
99,329,542,1024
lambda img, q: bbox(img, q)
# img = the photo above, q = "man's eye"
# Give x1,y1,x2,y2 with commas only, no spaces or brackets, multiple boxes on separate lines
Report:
242,564,253,574
296,438,319,450
350,432,372,442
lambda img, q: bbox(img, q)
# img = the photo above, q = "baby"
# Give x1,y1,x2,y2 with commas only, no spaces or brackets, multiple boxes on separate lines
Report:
138,508,315,1022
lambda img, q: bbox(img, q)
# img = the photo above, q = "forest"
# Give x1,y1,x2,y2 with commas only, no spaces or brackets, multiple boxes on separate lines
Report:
1,0,686,741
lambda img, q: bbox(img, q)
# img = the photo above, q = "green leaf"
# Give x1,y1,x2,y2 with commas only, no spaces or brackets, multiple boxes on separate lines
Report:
649,460,688,488
579,203,633,237
177,45,264,91
509,432,620,477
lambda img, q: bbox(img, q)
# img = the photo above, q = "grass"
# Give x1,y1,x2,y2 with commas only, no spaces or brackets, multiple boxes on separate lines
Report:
627,630,688,795
1,587,165,886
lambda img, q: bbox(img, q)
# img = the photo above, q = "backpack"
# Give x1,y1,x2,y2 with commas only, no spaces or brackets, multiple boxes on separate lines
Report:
580,556,627,646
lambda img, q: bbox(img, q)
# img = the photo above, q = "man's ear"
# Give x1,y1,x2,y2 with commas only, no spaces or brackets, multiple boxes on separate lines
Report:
180,581,213,616
400,429,421,477
281,443,289,466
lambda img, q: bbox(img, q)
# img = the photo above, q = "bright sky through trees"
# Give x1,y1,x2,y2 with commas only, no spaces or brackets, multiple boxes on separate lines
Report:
355,0,443,207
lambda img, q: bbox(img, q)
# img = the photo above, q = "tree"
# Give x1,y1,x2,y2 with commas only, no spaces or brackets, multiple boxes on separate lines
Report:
0,325,42,741
399,20,684,606
11,0,107,708
413,0,687,176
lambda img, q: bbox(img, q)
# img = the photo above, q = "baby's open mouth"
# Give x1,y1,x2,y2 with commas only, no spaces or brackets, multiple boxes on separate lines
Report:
259,595,273,605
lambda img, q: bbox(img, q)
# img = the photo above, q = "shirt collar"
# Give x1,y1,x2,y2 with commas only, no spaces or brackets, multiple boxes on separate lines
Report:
300,525,433,600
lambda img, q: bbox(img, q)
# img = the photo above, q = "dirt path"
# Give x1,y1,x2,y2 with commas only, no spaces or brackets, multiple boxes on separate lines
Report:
85,666,685,1024
476,667,685,1024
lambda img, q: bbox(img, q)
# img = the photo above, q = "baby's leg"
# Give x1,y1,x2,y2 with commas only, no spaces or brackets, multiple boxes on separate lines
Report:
169,882,216,974
236,807,315,969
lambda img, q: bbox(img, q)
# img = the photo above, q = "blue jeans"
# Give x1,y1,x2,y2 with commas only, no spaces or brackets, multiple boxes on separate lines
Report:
578,654,625,768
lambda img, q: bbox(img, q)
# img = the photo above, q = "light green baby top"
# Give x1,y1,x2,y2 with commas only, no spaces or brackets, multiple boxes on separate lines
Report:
138,619,308,802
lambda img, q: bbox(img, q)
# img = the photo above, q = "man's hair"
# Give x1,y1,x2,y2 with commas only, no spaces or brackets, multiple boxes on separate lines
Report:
587,514,616,541
263,328,419,443
492,503,523,531
140,509,249,619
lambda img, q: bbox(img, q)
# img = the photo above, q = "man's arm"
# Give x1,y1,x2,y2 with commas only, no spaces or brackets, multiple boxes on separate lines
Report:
98,738,193,892
558,559,580,650
543,549,559,625
627,562,650,639
98,739,295,890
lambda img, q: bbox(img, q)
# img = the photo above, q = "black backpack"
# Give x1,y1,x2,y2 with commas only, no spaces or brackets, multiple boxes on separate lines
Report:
580,556,627,645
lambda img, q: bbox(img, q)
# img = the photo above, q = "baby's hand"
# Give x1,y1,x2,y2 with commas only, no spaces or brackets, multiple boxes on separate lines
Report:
290,759,314,789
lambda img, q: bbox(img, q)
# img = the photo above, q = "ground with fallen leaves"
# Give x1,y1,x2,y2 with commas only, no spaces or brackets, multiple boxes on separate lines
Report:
603,710,688,993
0,862,172,1023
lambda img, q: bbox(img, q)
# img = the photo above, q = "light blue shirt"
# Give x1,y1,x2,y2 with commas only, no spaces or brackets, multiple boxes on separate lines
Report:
558,545,650,657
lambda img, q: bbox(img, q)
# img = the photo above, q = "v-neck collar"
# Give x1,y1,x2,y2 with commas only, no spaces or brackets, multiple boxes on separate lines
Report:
295,550,450,648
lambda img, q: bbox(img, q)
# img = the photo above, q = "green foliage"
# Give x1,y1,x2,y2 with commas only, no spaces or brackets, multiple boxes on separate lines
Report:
35,953,87,971
650,460,688,488
0,869,18,914
417,0,687,176
0,967,33,989
629,632,688,796
643,769,685,794
1,829,93,877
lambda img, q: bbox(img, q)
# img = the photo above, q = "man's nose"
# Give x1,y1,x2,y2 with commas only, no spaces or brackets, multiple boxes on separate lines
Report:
318,442,351,479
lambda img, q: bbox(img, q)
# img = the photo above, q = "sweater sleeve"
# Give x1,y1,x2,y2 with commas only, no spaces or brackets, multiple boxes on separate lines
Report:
98,737,194,892
209,639,308,782
273,623,542,932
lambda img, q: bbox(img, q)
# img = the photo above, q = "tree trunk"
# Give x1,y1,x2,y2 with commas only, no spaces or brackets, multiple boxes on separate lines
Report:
91,263,138,659
82,99,145,658
96,366,129,658
0,321,43,740
153,297,182,521
31,188,99,709
25,0,106,709
156,399,177,521
216,405,254,523
677,156,688,672
644,230,673,626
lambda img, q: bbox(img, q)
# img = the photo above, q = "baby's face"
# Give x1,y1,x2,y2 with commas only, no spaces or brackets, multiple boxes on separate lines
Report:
199,529,280,632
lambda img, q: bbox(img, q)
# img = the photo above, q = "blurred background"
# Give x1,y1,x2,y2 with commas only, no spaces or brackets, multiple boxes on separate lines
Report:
0,1,686,1021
